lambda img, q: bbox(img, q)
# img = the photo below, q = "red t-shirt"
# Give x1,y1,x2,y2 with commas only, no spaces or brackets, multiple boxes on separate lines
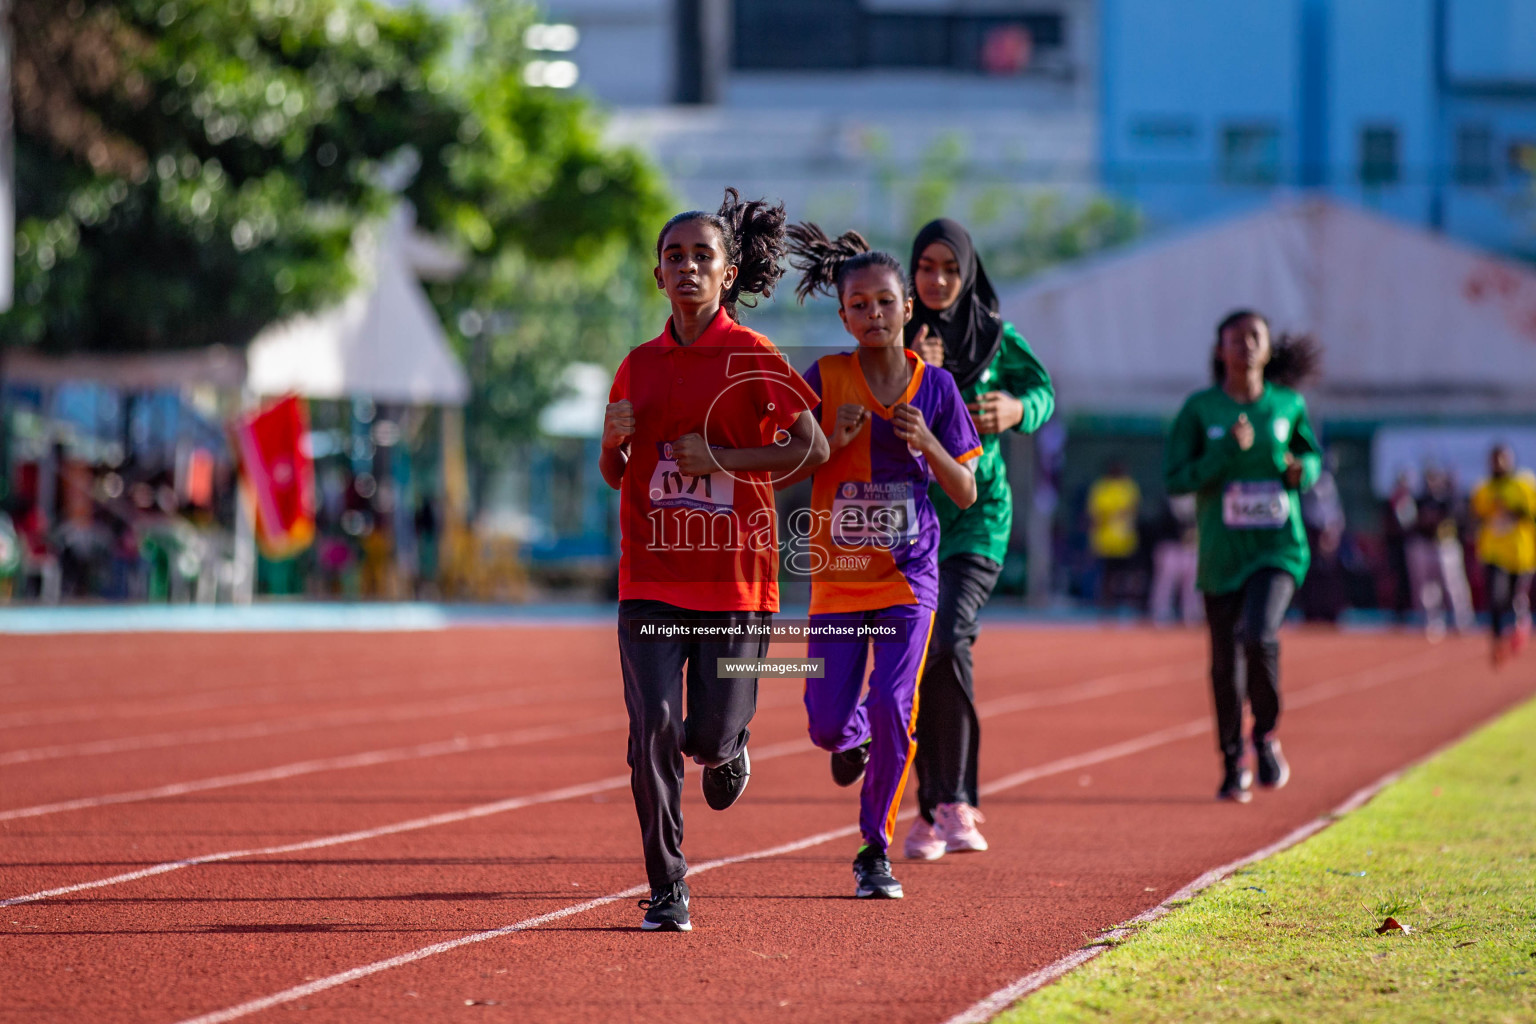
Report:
610,310,820,612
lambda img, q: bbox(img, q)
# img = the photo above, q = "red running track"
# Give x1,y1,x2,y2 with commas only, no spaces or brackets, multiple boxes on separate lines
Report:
0,626,1530,1023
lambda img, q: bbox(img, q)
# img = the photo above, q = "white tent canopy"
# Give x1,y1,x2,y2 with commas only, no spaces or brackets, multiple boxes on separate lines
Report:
998,198,1536,419
246,208,470,406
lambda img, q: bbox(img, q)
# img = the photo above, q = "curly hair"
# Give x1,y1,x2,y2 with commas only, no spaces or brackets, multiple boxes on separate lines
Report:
1211,309,1321,390
655,188,788,320
785,222,907,305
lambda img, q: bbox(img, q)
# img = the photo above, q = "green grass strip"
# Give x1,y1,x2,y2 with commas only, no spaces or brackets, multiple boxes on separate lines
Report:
997,694,1536,1024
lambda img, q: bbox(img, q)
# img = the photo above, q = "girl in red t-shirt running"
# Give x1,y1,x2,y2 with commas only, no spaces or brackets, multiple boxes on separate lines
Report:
601,189,829,932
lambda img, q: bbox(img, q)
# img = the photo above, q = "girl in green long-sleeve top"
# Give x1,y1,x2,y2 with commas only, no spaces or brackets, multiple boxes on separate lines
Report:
1165,310,1321,804
900,219,1055,861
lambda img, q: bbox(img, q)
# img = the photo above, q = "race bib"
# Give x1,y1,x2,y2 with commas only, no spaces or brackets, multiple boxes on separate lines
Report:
1223,480,1290,530
648,442,734,513
832,481,916,547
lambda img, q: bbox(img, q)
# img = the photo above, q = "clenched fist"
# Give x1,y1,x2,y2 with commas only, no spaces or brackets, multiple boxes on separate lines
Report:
892,402,938,456
911,324,945,368
830,403,869,452
969,391,1024,435
671,433,718,476
603,400,635,450
1231,413,1254,451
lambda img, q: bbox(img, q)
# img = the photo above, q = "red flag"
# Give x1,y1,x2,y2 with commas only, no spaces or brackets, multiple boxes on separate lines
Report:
233,395,316,558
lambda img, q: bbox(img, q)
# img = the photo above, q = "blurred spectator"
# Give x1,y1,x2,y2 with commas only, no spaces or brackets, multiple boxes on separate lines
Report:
415,495,440,598
54,459,112,598
1407,465,1474,639
0,509,20,600
14,489,61,603
1087,460,1141,611
1148,494,1201,626
1297,450,1347,622
1380,471,1416,620
1470,444,1536,666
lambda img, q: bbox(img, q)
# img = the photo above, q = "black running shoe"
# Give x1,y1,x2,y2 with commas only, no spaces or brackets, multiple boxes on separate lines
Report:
1255,739,1290,789
638,879,691,932
1216,760,1253,803
852,846,904,899
831,741,871,788
702,747,750,811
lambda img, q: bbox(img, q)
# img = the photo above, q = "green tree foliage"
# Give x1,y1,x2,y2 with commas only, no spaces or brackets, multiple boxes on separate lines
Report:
859,133,1141,279
982,193,1142,281
5,0,671,455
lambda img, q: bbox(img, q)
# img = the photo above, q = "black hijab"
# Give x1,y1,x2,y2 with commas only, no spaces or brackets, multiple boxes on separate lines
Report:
904,218,1003,391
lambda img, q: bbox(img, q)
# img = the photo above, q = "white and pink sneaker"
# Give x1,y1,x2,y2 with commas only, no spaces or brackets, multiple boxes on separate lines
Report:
903,816,947,860
935,802,988,853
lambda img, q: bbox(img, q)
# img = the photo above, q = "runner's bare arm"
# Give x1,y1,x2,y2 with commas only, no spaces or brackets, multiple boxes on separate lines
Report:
599,400,634,489
677,411,828,478
892,403,977,509
968,392,1024,435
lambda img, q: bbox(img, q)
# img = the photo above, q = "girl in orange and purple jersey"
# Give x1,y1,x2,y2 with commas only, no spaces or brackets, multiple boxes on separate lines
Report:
778,225,981,899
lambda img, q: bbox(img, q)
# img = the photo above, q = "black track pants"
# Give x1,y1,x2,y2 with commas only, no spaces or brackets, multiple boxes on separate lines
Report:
617,600,766,890
1486,566,1532,640
914,554,1003,822
1204,568,1296,763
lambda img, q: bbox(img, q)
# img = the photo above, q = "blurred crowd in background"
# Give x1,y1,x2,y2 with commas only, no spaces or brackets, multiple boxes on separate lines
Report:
4,0,1536,621
1070,454,1511,632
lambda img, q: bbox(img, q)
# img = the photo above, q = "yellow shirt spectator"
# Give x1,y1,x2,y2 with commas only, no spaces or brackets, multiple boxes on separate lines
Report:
1472,471,1536,575
1088,474,1141,559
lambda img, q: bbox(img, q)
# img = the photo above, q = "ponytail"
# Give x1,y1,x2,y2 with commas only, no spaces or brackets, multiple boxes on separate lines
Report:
786,222,906,305
1211,309,1321,389
655,187,787,320
1264,333,1321,389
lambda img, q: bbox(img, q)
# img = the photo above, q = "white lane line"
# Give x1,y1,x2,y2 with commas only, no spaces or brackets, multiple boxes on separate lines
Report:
0,687,310,730
974,650,1454,797
0,660,462,707
939,769,1416,1024
973,663,1196,717
0,652,1186,820
168,821,862,1024
1,772,629,909
0,676,562,732
160,651,1456,1024
0,684,609,766
0,715,631,823
0,666,1194,907
3,648,1433,909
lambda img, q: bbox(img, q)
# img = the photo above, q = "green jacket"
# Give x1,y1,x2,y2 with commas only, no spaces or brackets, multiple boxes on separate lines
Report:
1164,384,1322,594
930,322,1055,565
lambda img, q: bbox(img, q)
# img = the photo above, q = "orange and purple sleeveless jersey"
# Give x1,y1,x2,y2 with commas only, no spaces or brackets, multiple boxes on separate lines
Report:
802,349,982,615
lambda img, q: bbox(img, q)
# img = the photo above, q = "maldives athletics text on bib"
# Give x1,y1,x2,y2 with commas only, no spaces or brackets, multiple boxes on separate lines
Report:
648,441,735,514
832,481,917,548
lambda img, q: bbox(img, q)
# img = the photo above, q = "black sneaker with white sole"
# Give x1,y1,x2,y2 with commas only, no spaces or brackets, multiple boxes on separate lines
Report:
702,747,750,810
831,741,871,788
852,846,903,899
638,879,691,932
1255,739,1290,789
1216,760,1254,803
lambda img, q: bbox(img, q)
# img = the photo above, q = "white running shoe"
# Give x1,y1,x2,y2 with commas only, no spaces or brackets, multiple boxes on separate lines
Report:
903,816,947,860
935,802,988,853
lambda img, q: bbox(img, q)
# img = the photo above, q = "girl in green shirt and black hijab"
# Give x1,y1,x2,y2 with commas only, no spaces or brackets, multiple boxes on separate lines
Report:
1165,310,1321,804
901,219,1054,860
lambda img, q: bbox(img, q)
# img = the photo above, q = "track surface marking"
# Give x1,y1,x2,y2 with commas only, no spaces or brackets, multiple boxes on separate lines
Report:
1,626,1528,1023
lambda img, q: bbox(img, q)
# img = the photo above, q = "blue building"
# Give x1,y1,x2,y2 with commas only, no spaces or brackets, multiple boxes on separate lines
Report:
1101,0,1536,258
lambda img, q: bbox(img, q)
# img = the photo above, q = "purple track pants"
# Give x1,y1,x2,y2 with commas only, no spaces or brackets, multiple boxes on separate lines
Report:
804,604,936,854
